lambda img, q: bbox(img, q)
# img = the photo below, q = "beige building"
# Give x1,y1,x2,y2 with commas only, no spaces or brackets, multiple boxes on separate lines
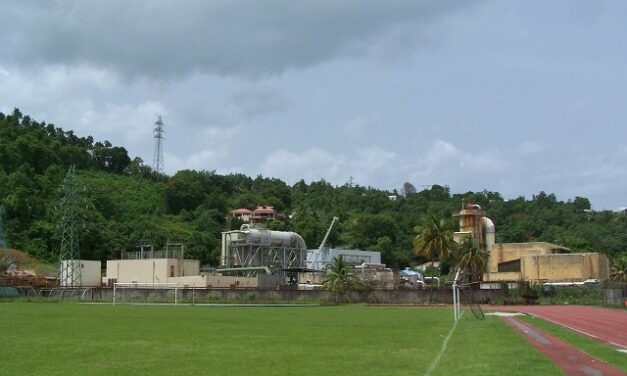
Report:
485,243,609,283
454,203,609,283
105,258,199,285
104,249,257,288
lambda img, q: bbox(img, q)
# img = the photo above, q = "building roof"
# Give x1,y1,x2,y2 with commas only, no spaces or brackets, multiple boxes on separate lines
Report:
253,205,275,214
231,208,253,215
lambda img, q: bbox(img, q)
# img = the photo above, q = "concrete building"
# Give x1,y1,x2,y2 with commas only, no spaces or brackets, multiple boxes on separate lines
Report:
104,248,258,288
105,257,199,285
453,203,609,283
250,205,277,222
230,208,252,222
60,260,101,287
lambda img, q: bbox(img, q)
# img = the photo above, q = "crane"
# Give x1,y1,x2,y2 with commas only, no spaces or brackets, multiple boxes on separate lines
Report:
308,216,339,270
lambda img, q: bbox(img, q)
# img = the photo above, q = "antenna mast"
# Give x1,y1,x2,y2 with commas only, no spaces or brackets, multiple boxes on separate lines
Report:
152,115,165,174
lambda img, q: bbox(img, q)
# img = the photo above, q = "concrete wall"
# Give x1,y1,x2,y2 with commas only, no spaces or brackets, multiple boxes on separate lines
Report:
520,253,609,282
484,271,522,282
50,287,504,305
489,242,565,273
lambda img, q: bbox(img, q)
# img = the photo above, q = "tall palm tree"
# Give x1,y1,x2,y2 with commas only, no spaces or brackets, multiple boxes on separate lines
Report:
413,215,457,265
456,238,489,282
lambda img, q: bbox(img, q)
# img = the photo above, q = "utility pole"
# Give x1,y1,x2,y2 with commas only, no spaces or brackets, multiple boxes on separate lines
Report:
152,115,165,174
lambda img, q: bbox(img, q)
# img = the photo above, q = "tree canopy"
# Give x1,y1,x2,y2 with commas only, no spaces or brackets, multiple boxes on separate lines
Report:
0,109,625,270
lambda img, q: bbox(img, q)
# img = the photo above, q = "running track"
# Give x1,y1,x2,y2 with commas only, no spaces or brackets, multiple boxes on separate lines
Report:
486,305,627,349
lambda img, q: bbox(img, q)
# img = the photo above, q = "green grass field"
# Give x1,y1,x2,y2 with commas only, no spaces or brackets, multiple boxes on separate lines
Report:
0,303,563,375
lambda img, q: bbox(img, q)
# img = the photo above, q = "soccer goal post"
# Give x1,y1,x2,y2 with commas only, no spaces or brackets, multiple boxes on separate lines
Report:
113,282,179,306
453,280,485,321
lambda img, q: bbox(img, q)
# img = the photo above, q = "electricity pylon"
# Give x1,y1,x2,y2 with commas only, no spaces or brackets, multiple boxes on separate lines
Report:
58,165,87,287
152,115,165,174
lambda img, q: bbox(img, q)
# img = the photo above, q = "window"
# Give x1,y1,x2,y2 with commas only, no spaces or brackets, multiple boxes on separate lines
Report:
498,259,521,273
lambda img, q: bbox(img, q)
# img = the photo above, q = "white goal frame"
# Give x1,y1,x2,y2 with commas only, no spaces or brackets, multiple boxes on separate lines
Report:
113,282,179,306
452,268,462,322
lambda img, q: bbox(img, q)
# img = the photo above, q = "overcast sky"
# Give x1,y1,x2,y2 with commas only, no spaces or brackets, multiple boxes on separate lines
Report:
1,1,626,210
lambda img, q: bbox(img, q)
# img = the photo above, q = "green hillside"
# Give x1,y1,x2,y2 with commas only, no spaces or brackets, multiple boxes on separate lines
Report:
0,109,625,268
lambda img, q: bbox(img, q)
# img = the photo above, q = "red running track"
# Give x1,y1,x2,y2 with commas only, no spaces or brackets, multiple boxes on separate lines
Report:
487,305,627,349
503,316,625,376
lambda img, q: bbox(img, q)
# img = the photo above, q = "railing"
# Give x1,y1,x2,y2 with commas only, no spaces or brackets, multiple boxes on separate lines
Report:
121,250,183,260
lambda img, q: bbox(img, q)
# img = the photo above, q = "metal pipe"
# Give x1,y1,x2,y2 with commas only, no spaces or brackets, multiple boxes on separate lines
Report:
215,266,272,274
424,276,440,288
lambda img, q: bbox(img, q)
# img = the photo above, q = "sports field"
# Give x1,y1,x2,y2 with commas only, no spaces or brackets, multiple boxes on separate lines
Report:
0,303,564,376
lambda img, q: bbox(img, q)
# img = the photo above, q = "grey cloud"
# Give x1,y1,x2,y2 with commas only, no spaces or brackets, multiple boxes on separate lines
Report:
226,89,289,119
0,1,472,79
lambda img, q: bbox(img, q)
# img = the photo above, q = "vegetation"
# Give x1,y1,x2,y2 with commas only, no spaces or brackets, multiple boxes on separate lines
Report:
456,239,489,283
1,109,626,272
322,256,365,301
432,314,562,376
0,303,562,376
610,255,627,283
413,215,457,264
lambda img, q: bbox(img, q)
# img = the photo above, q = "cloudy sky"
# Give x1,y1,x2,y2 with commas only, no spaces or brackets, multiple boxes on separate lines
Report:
1,1,626,209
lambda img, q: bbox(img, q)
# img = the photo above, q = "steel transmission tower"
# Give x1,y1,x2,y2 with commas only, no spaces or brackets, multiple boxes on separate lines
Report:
152,115,165,174
58,165,86,287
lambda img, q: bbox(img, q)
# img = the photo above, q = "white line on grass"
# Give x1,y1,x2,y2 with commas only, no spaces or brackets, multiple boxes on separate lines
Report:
423,311,463,376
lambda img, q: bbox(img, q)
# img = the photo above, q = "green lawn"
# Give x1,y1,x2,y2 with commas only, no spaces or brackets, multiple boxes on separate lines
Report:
519,315,627,372
0,303,561,375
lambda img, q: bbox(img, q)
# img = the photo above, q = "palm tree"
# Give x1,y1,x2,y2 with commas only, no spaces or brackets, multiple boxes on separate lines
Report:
456,238,489,283
610,255,627,283
413,215,457,266
322,256,364,303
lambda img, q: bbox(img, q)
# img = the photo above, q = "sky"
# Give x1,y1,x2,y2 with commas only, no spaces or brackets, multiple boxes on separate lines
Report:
1,1,626,210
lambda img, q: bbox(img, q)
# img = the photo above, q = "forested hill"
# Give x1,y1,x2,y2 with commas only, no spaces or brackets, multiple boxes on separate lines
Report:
0,109,625,268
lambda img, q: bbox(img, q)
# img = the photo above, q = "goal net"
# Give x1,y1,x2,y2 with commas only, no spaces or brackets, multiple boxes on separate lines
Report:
454,281,485,321
113,282,179,305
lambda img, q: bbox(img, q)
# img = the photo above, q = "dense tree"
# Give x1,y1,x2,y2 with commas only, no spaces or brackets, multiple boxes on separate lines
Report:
0,108,625,272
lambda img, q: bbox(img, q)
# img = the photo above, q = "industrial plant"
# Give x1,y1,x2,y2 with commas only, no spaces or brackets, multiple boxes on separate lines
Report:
47,202,610,292
99,217,391,290
453,203,609,284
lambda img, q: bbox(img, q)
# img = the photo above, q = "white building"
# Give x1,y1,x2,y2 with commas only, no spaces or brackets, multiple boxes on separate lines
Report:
306,248,381,271
60,260,102,287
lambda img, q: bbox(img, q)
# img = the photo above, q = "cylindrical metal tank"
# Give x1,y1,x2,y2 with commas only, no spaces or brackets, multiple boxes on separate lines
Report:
240,224,306,250
482,216,496,251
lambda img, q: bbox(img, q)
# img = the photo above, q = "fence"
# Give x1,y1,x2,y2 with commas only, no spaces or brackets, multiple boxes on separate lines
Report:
12,285,626,306
13,287,503,305
603,288,625,306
